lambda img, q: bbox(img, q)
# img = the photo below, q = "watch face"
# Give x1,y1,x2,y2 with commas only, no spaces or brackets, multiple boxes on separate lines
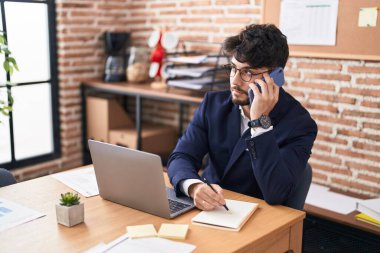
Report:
260,115,271,129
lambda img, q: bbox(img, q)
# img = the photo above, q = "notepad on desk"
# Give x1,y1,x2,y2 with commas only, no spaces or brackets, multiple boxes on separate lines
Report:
191,199,258,231
126,224,157,238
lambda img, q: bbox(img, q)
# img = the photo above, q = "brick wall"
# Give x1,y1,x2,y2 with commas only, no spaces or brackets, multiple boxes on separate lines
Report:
14,0,380,197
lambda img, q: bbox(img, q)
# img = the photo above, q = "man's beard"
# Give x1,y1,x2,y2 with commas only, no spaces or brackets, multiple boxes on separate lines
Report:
231,86,250,106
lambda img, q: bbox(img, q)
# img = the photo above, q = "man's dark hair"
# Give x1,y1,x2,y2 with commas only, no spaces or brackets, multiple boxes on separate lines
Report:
223,24,289,69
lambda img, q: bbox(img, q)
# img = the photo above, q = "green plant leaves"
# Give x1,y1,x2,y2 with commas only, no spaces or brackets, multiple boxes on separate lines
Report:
59,192,81,207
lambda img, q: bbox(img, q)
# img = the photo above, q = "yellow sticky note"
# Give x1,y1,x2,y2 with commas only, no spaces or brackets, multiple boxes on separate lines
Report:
358,7,378,27
126,224,157,238
157,223,189,240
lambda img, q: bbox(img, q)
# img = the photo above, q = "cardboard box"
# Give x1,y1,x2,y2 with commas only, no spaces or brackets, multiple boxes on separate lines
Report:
86,96,133,142
109,124,177,155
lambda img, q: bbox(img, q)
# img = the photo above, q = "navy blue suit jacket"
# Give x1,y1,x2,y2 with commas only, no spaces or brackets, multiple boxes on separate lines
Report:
167,88,318,205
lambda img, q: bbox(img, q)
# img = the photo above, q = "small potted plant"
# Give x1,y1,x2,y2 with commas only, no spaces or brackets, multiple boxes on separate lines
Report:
56,192,84,227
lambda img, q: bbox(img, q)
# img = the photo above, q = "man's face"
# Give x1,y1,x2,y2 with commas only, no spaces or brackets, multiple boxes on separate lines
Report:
229,57,269,106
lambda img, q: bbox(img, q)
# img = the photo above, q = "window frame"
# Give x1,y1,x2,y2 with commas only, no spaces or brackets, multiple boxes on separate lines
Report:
0,0,60,170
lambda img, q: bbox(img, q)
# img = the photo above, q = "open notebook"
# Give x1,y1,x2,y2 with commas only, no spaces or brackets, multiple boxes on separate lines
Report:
191,199,258,231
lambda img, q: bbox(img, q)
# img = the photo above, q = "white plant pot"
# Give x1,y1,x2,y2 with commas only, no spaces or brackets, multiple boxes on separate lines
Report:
56,203,84,227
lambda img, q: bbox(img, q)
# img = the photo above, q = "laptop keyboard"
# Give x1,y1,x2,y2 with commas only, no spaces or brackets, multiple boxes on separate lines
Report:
168,199,191,214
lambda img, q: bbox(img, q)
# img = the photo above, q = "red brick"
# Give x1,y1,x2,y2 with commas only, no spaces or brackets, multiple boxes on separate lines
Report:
130,11,156,17
357,174,380,185
316,134,348,145
215,17,252,24
313,143,332,153
313,114,357,127
316,125,333,134
311,153,342,165
331,178,380,194
297,62,342,71
309,93,356,104
361,100,380,108
353,141,380,152
181,18,211,23
363,122,380,131
191,9,224,15
336,149,380,163
227,8,260,15
285,70,300,78
160,10,187,15
126,3,146,9
346,161,380,173
312,163,352,176
180,1,211,7
179,35,208,42
312,171,328,181
71,11,99,17
189,44,221,53
342,109,380,119
150,3,176,8
304,102,338,113
304,73,351,81
59,3,94,8
179,26,220,33
348,66,380,74
356,78,380,85
340,87,380,97
98,3,126,10
292,81,336,91
338,129,380,142
216,0,249,4
224,26,244,34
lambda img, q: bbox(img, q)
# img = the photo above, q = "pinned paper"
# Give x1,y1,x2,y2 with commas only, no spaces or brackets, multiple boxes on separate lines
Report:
358,7,378,27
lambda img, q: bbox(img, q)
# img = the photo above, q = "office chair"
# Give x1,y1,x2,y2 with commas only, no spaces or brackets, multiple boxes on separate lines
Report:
284,163,312,210
0,168,17,187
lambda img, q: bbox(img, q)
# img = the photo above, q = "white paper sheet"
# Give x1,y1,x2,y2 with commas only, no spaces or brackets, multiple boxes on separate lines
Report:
0,197,45,232
51,167,99,197
306,184,361,214
279,0,339,45
167,66,214,78
106,237,196,253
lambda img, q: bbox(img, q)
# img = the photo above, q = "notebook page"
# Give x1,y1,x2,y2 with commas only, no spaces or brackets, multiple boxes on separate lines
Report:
191,199,258,229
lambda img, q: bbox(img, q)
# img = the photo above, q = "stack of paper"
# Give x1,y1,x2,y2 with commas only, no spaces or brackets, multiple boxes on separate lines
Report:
191,199,258,231
0,198,45,232
356,198,380,227
85,234,196,253
51,167,99,197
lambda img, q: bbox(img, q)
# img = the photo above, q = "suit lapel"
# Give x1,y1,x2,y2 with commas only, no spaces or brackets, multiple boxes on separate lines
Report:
222,128,250,180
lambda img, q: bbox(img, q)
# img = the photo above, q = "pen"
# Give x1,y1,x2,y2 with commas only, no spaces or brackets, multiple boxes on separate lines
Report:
203,178,229,211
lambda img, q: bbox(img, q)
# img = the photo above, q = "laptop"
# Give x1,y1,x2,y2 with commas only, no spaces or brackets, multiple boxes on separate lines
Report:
88,140,195,219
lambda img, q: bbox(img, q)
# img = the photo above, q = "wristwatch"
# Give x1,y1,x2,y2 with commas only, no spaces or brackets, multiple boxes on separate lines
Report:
248,115,272,129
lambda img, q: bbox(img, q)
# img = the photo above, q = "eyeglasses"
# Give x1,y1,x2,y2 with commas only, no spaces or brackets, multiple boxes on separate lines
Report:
224,64,271,82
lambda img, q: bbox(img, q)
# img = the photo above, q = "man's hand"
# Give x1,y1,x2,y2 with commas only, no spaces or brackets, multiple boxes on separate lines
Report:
188,183,226,211
248,72,280,120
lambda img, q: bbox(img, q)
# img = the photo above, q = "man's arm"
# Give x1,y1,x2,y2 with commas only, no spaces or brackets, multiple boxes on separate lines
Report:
246,117,317,205
167,93,210,196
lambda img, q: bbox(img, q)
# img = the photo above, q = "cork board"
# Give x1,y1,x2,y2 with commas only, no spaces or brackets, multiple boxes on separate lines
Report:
261,0,380,61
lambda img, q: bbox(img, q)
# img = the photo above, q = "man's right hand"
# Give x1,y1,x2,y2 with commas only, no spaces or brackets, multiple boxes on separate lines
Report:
188,182,226,211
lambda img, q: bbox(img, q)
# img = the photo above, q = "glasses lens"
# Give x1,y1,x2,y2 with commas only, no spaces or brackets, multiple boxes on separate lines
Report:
240,69,252,82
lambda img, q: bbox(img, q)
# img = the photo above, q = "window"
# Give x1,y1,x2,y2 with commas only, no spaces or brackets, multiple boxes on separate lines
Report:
0,0,60,169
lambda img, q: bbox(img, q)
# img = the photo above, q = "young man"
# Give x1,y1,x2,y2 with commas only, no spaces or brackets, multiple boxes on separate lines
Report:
167,24,318,211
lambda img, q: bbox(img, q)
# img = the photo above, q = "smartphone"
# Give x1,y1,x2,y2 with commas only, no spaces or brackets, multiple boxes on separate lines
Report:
248,67,285,104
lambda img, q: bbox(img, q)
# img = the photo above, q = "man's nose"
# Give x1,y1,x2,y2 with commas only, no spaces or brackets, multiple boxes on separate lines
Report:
231,72,243,86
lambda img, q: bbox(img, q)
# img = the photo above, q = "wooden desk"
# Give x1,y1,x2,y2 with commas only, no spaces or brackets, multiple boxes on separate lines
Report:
0,165,305,253
81,80,204,163
305,204,380,235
